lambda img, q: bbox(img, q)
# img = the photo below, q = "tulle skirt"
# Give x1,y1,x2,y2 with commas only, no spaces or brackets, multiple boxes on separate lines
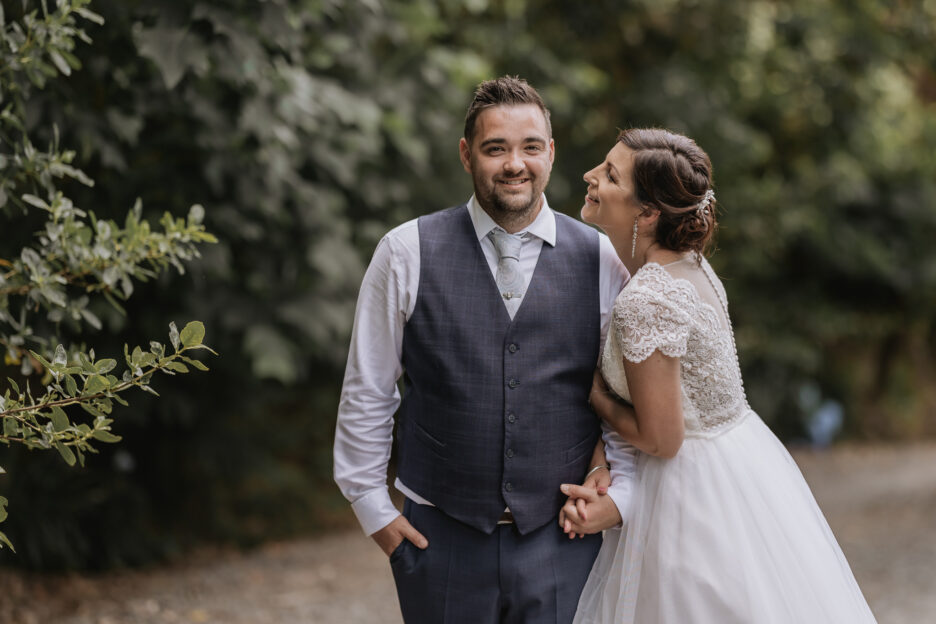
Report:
574,413,877,623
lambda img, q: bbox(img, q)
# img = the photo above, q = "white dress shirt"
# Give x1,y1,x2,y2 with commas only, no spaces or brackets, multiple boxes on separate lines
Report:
334,195,637,535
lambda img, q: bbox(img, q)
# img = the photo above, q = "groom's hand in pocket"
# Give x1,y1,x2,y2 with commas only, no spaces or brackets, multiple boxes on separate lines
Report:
372,515,429,557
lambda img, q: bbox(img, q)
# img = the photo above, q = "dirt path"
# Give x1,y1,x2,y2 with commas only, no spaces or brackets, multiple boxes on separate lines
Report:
2,442,935,624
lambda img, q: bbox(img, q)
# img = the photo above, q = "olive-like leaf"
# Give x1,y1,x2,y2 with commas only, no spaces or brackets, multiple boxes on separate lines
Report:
55,441,77,466
179,321,205,348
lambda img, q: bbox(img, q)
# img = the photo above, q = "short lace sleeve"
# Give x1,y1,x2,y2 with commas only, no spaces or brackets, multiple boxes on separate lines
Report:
612,265,694,363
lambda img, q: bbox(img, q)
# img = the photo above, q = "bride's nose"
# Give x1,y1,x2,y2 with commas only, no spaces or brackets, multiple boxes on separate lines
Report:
583,166,598,184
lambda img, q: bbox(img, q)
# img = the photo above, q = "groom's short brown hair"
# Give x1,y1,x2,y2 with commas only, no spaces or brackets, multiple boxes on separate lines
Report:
464,76,552,143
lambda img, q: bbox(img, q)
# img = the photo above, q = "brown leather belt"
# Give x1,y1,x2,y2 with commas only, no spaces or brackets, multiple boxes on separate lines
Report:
497,510,515,524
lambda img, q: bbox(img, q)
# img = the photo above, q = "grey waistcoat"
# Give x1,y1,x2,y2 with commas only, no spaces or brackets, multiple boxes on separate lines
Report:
396,204,602,535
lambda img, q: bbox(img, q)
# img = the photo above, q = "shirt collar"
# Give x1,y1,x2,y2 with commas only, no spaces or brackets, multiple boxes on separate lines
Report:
467,194,557,247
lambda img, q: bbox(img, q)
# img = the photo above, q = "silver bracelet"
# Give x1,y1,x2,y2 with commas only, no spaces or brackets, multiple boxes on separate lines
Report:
585,464,611,479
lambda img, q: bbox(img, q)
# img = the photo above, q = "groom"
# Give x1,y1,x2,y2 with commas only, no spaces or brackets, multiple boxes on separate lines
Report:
334,76,632,623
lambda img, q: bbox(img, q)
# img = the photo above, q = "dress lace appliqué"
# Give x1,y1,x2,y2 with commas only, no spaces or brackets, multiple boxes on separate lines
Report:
602,260,751,437
614,273,693,363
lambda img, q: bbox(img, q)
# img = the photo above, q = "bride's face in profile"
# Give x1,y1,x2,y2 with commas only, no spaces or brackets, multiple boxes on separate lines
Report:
581,142,643,236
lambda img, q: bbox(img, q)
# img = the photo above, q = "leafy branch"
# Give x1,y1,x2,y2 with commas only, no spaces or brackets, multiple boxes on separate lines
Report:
0,3,218,554
0,195,217,366
1,1,102,208
0,321,215,550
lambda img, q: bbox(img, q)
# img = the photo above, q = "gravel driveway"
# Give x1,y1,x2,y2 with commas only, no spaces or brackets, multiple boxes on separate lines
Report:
1,442,934,624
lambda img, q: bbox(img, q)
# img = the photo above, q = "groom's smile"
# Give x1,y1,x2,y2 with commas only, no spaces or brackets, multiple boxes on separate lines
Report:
458,103,555,230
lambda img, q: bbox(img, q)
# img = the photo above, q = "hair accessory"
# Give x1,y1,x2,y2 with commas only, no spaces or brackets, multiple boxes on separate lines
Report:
631,217,638,258
696,189,715,218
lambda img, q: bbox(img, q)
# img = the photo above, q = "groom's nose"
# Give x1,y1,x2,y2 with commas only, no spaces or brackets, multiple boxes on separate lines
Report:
503,151,524,173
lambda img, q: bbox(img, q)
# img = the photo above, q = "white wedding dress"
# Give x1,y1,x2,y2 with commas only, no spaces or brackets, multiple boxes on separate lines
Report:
574,256,876,623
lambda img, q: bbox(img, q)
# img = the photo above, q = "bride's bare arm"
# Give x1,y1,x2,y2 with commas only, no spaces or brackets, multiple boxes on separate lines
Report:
589,353,684,458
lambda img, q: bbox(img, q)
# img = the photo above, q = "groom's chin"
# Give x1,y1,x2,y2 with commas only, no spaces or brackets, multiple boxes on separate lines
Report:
493,193,535,214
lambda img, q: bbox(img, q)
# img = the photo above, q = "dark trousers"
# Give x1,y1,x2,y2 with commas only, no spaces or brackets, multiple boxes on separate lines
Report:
390,499,602,624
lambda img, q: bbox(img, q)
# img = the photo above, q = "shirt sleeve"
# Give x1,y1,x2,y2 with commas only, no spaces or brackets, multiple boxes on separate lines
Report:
601,423,638,525
596,234,637,525
598,233,630,351
333,228,414,536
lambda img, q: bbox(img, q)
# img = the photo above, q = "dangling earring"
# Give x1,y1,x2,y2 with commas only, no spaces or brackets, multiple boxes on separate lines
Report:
631,217,638,258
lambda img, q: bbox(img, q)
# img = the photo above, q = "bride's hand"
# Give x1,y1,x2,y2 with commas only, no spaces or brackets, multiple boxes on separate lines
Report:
585,439,611,495
584,464,611,493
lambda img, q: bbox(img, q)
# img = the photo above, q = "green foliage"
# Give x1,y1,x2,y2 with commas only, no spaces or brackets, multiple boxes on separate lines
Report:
1,199,215,358
0,1,215,553
1,321,214,467
0,0,98,208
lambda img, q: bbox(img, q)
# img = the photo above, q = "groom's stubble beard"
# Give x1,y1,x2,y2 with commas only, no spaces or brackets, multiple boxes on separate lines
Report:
471,160,551,231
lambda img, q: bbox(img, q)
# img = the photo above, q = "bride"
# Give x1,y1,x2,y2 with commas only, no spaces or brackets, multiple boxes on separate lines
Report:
561,128,877,623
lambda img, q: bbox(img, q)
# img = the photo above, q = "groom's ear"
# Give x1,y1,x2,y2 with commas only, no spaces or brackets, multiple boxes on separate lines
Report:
459,138,472,173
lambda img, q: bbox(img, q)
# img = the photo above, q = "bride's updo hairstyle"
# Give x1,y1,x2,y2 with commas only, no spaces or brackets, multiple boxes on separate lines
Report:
618,128,717,256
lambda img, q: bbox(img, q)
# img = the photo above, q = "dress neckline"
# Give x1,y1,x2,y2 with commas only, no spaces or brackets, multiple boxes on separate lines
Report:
632,258,732,332
638,258,693,276
661,252,697,268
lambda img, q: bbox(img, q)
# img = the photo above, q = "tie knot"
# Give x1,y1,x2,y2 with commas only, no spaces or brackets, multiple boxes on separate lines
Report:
489,229,523,260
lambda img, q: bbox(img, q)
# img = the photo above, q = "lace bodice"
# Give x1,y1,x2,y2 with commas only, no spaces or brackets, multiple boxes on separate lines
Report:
601,256,752,437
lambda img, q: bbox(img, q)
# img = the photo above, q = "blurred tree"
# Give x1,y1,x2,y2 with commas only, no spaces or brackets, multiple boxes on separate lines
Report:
0,0,215,553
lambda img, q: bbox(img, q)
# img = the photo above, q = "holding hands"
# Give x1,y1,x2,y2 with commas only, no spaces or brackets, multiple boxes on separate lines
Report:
559,434,622,537
559,482,622,536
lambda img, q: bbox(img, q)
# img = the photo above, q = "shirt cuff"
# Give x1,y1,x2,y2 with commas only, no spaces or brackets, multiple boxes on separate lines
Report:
350,486,401,536
604,479,633,529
